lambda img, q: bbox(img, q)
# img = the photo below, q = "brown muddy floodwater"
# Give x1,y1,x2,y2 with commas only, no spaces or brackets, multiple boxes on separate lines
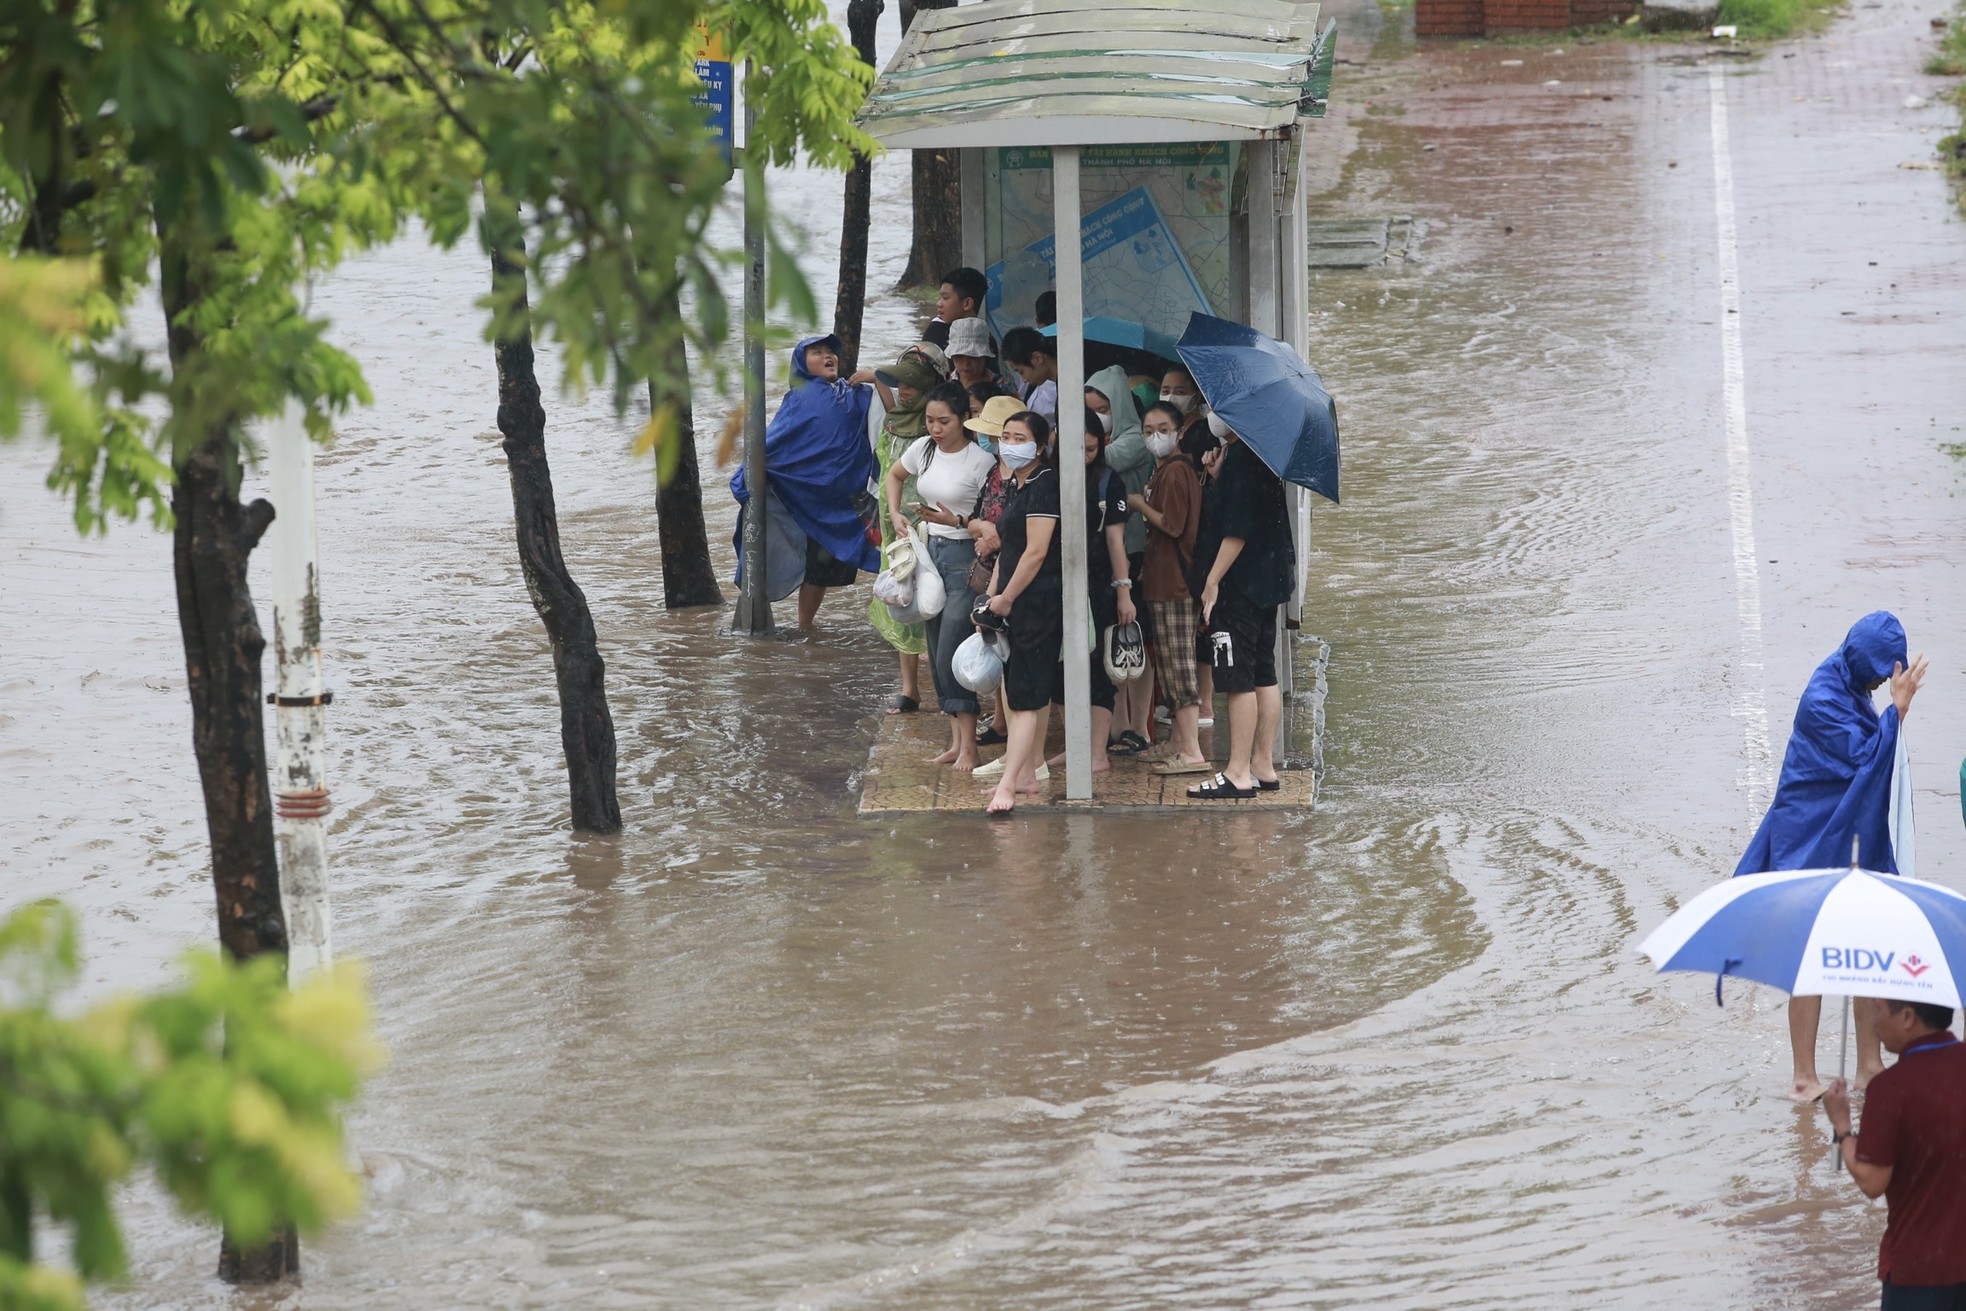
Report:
5,0,1966,1306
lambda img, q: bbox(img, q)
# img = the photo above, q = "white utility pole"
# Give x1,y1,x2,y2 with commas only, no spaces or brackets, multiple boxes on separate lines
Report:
1052,145,1092,799
266,399,334,982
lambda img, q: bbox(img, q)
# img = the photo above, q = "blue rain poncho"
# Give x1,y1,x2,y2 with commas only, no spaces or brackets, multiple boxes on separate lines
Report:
1736,611,1910,875
730,335,881,597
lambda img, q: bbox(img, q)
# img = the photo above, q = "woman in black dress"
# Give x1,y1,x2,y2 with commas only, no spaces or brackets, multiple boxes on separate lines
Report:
981,412,1062,815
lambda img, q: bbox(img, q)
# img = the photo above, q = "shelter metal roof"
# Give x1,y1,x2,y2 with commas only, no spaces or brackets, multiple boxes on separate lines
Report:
857,0,1335,150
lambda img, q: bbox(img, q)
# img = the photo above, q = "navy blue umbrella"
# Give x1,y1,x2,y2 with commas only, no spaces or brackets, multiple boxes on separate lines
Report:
1176,312,1339,503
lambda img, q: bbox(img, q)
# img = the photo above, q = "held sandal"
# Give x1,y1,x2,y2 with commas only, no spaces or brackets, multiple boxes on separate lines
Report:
884,695,920,715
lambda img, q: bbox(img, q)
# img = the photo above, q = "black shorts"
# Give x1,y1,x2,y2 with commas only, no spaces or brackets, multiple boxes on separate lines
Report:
1004,584,1062,712
1202,592,1278,694
804,535,860,588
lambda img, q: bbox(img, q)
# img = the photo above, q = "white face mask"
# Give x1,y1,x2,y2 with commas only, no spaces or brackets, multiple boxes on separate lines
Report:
1144,432,1178,460
1207,412,1233,440
1000,440,1038,471
1160,391,1197,415
1094,410,1113,434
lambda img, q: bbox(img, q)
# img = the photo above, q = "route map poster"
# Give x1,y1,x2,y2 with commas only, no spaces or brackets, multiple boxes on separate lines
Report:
984,143,1236,344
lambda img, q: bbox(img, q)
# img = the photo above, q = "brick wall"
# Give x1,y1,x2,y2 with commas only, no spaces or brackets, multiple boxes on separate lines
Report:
1482,0,1569,29
1417,0,1634,34
1416,0,1485,35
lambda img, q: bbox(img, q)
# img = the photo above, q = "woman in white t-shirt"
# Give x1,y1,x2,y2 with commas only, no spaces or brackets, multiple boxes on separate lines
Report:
885,381,999,770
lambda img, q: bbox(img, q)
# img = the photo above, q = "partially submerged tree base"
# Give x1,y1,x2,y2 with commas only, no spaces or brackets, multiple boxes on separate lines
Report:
219,1227,299,1284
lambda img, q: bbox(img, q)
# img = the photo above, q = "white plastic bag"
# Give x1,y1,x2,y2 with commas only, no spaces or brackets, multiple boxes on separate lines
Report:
872,567,914,609
912,555,946,619
872,536,918,611
954,630,1005,694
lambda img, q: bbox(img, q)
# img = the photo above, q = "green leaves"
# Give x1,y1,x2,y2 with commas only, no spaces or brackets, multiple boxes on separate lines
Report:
0,901,377,1303
2,0,878,521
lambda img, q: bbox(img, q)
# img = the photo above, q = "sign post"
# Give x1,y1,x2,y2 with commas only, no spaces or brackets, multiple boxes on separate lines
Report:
731,59,774,636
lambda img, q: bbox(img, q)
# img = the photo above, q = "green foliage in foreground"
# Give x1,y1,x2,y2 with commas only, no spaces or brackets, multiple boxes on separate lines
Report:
0,902,378,1310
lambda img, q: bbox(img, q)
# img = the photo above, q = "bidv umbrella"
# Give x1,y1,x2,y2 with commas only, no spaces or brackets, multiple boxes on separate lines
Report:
1638,865,1966,1010
1176,312,1339,504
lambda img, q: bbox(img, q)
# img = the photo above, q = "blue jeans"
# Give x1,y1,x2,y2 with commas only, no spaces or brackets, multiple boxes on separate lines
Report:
923,535,980,715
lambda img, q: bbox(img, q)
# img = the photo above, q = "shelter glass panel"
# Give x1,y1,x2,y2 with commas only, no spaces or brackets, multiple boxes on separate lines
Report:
982,143,1243,354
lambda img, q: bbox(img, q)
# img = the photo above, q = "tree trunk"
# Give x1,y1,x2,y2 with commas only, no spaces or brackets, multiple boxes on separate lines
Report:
485,200,623,834
645,293,723,609
833,0,883,370
895,0,964,291
156,224,299,1285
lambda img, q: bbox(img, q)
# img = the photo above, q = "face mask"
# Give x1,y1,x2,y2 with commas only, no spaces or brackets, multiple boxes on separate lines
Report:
1000,440,1038,470
1145,432,1178,459
1095,411,1113,434
975,433,996,455
1207,412,1233,440
1160,391,1197,415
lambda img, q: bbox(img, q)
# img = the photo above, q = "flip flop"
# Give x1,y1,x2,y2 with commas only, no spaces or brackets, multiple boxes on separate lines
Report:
1152,758,1213,776
1255,778,1282,792
1186,772,1256,800
884,695,920,715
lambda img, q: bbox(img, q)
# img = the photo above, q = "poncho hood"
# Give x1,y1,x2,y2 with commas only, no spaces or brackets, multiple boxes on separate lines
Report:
1839,610,1907,693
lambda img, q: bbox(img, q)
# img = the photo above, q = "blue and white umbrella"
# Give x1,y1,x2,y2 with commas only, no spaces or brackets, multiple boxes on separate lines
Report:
1639,866,1966,1008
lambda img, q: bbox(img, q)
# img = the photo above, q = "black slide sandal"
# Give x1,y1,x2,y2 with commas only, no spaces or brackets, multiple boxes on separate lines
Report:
1187,772,1257,800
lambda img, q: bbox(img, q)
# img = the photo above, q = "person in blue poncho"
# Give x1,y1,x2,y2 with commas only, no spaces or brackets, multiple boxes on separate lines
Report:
730,335,882,630
1737,611,1929,1100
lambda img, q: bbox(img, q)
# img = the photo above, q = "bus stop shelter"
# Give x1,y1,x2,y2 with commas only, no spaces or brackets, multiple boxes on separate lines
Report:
859,0,1335,800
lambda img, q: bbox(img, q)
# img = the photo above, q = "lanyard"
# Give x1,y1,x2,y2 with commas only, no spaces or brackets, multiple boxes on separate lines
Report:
1901,1032,1958,1058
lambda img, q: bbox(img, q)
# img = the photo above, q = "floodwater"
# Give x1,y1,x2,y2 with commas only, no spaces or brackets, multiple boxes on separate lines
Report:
4,0,1966,1304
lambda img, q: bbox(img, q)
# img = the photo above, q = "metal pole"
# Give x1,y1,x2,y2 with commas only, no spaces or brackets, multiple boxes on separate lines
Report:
1053,146,1091,799
733,61,773,636
266,398,333,983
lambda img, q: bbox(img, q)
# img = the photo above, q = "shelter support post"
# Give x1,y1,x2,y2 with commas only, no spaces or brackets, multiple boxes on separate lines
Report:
266,399,332,984
733,62,773,637
1053,145,1092,800
1286,131,1312,634
960,149,987,272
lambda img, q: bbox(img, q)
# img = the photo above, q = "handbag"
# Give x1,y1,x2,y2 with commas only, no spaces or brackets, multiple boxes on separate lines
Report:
967,553,995,596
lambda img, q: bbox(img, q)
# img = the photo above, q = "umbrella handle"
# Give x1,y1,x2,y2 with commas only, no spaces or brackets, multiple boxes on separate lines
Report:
1715,958,1742,1008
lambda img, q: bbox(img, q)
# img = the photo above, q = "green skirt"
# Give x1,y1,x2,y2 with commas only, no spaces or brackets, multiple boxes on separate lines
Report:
869,427,927,656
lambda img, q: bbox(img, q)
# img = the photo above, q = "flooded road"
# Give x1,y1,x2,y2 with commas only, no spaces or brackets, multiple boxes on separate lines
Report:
5,0,1966,1305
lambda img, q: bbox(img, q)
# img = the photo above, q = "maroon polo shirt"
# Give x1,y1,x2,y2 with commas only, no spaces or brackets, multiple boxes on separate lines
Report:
1855,1032,1966,1286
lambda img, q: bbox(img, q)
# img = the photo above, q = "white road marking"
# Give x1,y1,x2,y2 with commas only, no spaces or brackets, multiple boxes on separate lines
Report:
1709,61,1775,814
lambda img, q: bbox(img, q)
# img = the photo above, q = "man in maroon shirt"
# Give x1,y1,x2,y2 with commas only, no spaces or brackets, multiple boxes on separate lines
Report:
1823,998,1966,1310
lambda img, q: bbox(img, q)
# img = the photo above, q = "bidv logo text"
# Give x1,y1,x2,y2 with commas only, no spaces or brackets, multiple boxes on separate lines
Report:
1820,948,1932,978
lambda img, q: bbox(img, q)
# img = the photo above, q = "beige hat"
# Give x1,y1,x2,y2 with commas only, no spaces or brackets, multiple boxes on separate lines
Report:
905,341,951,377
964,394,1026,437
947,317,993,359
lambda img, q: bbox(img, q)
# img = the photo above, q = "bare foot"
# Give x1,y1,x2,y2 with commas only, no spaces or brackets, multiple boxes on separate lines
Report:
987,784,1017,814
950,751,979,773
1043,751,1108,774
1855,1064,1885,1093
1790,1076,1826,1104
932,746,961,765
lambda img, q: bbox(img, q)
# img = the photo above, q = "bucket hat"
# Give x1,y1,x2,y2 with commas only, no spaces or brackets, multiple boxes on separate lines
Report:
964,394,1026,438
